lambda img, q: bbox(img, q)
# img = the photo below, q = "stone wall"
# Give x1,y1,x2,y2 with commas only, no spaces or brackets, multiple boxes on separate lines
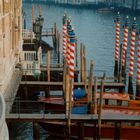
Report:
0,1,22,97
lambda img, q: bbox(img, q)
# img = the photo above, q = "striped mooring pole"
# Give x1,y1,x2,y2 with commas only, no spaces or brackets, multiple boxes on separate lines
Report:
128,17,137,96
66,18,71,66
114,12,121,79
69,27,76,101
136,28,140,97
62,13,67,60
121,16,129,79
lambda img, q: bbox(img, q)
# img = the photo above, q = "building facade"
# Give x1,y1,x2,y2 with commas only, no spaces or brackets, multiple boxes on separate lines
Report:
0,0,22,139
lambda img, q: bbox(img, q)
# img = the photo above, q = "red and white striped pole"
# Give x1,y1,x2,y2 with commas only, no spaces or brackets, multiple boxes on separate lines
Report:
128,17,137,96
136,28,140,97
66,18,71,67
69,27,76,79
69,27,76,102
121,16,129,78
62,13,67,60
114,12,121,79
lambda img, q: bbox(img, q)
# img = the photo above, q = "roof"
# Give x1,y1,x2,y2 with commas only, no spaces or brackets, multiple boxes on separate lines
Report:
23,39,53,51
23,43,35,51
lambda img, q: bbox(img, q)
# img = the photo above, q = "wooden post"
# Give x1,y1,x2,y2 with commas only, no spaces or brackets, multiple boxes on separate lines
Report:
114,12,121,80
93,121,97,140
75,38,78,68
93,77,97,114
83,45,86,86
80,43,83,82
52,22,57,49
54,22,57,49
32,5,35,31
66,79,72,140
87,60,94,109
114,122,121,140
57,31,60,64
63,60,67,96
83,55,87,91
97,76,105,140
128,18,137,96
136,28,140,98
119,44,122,82
33,122,40,140
128,77,133,96
65,66,70,116
47,50,50,82
78,122,84,140
121,16,129,82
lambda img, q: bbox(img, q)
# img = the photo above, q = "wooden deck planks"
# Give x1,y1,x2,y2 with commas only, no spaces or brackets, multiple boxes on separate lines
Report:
6,113,140,122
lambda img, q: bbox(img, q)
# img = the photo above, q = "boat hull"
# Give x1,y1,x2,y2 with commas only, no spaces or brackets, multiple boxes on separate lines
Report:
40,122,140,140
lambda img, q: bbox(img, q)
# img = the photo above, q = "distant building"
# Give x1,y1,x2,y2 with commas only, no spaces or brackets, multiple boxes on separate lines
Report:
23,0,140,10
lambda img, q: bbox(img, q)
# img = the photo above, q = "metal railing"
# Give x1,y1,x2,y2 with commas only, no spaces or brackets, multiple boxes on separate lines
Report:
42,28,55,36
22,29,35,39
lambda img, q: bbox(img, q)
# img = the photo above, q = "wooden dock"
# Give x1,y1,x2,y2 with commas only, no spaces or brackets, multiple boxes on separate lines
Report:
20,81,125,90
6,113,140,122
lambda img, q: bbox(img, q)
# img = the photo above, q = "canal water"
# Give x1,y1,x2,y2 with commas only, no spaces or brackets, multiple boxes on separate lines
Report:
12,2,140,140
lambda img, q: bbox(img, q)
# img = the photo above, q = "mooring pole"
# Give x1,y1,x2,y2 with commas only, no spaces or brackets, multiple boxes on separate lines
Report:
80,43,83,82
128,17,137,96
93,76,97,115
78,122,85,140
98,74,105,140
114,12,121,80
65,65,70,115
121,16,129,80
23,12,26,29
83,45,87,91
66,18,71,66
47,49,50,82
69,26,76,103
52,22,57,49
119,44,123,83
32,5,35,31
33,122,40,140
55,23,57,49
63,59,67,95
93,121,97,140
62,12,67,60
57,31,60,64
66,79,73,140
136,27,140,97
114,122,121,140
75,38,78,67
88,60,94,109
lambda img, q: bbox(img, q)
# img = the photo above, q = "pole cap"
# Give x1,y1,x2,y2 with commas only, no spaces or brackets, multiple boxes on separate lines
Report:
114,11,121,23
132,17,137,30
